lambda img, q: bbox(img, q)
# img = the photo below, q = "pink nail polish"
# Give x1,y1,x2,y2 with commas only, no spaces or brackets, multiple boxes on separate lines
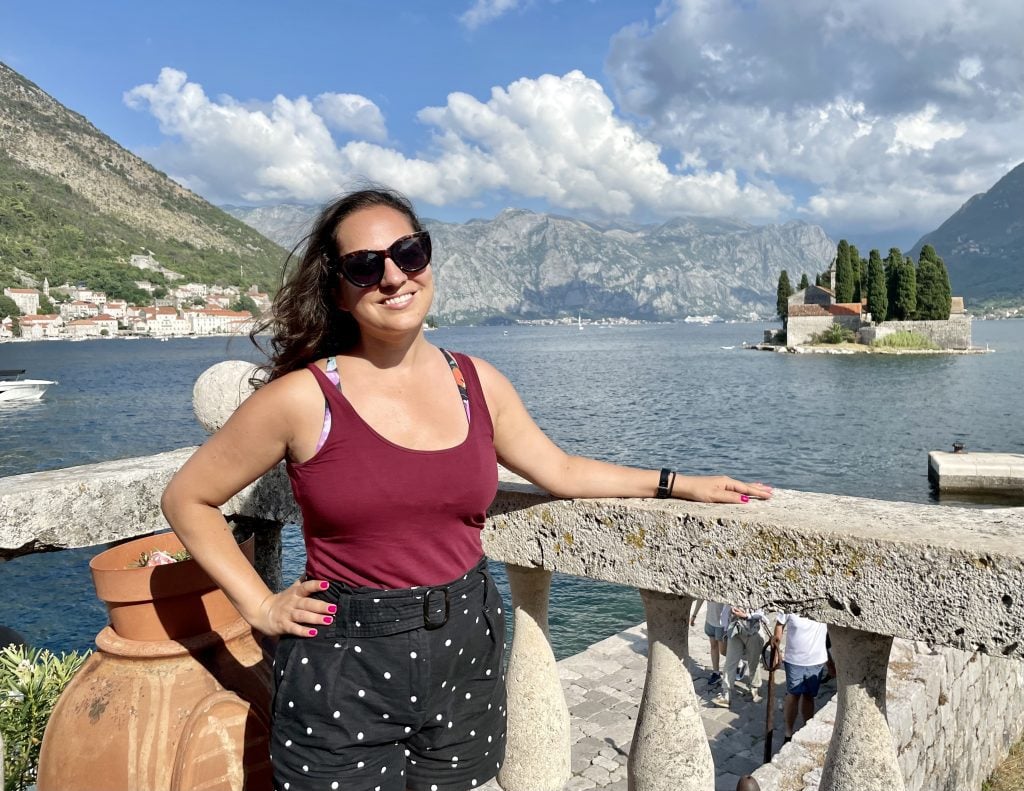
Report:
327,604,338,614
320,581,329,590
308,628,318,637
323,616,333,625
741,495,750,503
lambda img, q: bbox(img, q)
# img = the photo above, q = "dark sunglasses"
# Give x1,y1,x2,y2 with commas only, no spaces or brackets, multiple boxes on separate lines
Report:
333,231,432,288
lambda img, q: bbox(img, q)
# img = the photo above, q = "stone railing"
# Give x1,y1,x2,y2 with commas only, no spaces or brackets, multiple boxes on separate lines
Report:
2,361,1023,791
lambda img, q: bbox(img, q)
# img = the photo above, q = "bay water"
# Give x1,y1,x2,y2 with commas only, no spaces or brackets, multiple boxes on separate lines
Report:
2,321,1022,659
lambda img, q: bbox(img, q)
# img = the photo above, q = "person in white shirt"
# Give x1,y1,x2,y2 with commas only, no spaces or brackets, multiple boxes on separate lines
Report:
690,600,726,688
773,613,829,741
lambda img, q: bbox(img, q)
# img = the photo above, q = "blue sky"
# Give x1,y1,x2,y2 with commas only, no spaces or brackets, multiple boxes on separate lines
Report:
3,0,1022,253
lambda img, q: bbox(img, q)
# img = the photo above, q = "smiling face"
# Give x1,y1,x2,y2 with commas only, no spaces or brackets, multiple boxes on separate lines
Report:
332,204,434,344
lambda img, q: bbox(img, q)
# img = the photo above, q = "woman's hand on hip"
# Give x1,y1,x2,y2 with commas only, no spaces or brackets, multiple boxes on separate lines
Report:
252,578,337,637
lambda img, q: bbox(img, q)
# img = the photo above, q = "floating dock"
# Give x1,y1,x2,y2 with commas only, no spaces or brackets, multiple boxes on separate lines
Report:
928,451,1024,494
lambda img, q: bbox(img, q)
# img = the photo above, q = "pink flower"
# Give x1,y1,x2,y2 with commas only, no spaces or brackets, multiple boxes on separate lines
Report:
145,550,179,566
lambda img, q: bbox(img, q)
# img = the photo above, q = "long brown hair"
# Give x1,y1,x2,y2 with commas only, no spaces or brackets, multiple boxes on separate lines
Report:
251,187,425,383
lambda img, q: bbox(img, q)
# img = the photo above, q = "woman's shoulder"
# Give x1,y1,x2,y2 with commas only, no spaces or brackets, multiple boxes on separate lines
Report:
249,364,322,411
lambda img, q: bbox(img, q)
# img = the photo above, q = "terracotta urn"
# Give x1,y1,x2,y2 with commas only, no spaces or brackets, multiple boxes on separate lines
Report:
37,531,273,791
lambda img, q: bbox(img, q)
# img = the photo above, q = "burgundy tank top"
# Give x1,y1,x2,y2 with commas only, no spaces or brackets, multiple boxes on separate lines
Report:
286,350,498,589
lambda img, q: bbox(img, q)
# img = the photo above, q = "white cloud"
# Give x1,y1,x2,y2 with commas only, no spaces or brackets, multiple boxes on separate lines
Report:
606,0,1024,235
459,0,523,30
314,93,387,141
124,67,790,221
888,104,966,154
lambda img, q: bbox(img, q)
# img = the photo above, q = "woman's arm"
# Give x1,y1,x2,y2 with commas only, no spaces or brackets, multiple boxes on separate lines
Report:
474,357,772,503
161,371,334,638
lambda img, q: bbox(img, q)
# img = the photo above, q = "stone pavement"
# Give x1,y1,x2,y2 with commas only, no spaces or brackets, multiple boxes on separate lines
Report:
481,620,834,791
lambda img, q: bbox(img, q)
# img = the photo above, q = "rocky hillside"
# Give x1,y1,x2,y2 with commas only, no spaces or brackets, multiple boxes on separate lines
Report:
912,162,1024,303
226,204,836,322
0,61,286,297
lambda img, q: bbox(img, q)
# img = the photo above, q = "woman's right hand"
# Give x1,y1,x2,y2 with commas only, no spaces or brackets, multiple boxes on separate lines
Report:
250,578,338,637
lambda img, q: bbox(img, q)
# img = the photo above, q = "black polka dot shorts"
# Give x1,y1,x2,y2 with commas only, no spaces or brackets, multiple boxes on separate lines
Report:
270,557,507,791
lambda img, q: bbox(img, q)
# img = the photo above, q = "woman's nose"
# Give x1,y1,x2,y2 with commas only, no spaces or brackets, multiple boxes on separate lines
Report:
379,255,407,287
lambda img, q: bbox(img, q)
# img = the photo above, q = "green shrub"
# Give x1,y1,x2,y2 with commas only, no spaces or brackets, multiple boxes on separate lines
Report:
810,324,856,344
1,644,90,791
871,330,937,350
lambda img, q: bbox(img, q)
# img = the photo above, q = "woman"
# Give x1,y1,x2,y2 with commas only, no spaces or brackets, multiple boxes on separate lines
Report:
162,187,772,791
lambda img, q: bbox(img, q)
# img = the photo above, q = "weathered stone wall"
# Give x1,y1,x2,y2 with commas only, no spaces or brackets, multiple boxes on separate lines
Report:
786,315,835,346
860,316,972,349
752,638,1024,790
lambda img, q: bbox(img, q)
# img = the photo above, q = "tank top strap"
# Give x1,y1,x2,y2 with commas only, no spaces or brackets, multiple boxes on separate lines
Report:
440,347,471,424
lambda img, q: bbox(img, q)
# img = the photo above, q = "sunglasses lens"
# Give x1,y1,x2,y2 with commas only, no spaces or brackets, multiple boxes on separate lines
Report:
342,253,384,287
392,234,431,273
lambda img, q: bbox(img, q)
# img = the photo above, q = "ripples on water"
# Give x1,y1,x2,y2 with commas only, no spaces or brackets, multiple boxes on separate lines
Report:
2,323,1022,658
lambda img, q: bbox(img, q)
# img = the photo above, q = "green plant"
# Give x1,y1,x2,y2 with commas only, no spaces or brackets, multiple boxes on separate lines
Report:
870,330,937,350
128,547,191,567
810,323,856,344
1,644,90,791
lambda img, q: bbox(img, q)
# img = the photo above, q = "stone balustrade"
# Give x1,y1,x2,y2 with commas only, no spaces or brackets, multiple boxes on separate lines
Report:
2,360,1023,791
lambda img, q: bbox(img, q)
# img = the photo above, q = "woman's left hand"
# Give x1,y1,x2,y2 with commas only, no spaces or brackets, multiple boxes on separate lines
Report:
674,475,772,504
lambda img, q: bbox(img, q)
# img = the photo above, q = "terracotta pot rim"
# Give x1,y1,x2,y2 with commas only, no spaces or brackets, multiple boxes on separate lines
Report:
90,531,253,604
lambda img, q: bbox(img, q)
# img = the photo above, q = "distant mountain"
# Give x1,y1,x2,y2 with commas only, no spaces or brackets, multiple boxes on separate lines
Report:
227,204,836,322
0,61,286,300
911,162,1024,303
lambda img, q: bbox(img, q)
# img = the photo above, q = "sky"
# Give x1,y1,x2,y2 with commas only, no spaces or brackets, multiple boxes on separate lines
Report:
2,0,1022,253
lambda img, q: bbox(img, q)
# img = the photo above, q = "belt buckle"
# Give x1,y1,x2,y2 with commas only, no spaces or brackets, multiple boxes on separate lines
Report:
423,587,449,630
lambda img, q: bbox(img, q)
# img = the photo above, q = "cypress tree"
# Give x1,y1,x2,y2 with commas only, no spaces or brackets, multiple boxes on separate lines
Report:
884,248,903,320
776,270,794,321
936,256,952,318
835,240,854,303
798,273,810,290
916,256,939,319
849,244,862,302
893,257,917,320
867,249,887,324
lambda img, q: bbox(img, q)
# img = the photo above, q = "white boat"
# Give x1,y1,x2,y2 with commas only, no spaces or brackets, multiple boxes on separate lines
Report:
0,369,57,402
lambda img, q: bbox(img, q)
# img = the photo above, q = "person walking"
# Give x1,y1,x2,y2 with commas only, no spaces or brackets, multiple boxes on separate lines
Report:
714,605,768,707
161,186,772,791
773,613,829,742
690,599,727,688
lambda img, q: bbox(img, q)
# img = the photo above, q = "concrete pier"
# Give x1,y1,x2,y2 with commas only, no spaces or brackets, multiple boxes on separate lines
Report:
928,450,1024,494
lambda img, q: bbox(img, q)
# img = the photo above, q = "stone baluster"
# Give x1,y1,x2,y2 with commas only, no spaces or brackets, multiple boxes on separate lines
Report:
820,625,903,791
629,591,713,791
498,564,571,791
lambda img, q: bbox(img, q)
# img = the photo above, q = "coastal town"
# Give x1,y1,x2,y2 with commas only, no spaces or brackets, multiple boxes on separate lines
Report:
1,255,267,341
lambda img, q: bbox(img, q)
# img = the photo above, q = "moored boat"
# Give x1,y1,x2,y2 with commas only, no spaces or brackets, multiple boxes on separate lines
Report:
0,369,57,401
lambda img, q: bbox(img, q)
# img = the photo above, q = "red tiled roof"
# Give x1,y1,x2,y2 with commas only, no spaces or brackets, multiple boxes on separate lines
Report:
827,303,862,316
788,304,830,317
5,288,39,294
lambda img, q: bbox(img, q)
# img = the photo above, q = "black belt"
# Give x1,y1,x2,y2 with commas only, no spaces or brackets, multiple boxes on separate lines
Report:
314,557,491,639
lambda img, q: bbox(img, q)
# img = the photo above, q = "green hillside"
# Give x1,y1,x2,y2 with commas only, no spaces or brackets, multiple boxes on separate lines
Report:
0,61,288,302
911,162,1024,304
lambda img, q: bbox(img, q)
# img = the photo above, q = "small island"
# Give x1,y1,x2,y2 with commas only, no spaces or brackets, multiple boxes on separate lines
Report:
760,241,986,354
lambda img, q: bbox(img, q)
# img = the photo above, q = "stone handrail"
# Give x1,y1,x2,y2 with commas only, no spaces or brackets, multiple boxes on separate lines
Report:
3,359,1023,791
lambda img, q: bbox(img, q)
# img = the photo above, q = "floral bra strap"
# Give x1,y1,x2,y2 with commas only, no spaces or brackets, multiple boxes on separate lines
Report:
440,348,471,424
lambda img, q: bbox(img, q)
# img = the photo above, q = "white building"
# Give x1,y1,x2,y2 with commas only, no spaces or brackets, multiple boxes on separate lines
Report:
184,308,253,336
139,306,190,336
66,287,108,305
3,287,40,315
60,301,100,320
17,314,63,340
104,300,128,320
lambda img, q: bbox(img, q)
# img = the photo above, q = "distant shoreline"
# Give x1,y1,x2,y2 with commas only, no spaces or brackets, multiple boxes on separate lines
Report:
749,342,993,355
